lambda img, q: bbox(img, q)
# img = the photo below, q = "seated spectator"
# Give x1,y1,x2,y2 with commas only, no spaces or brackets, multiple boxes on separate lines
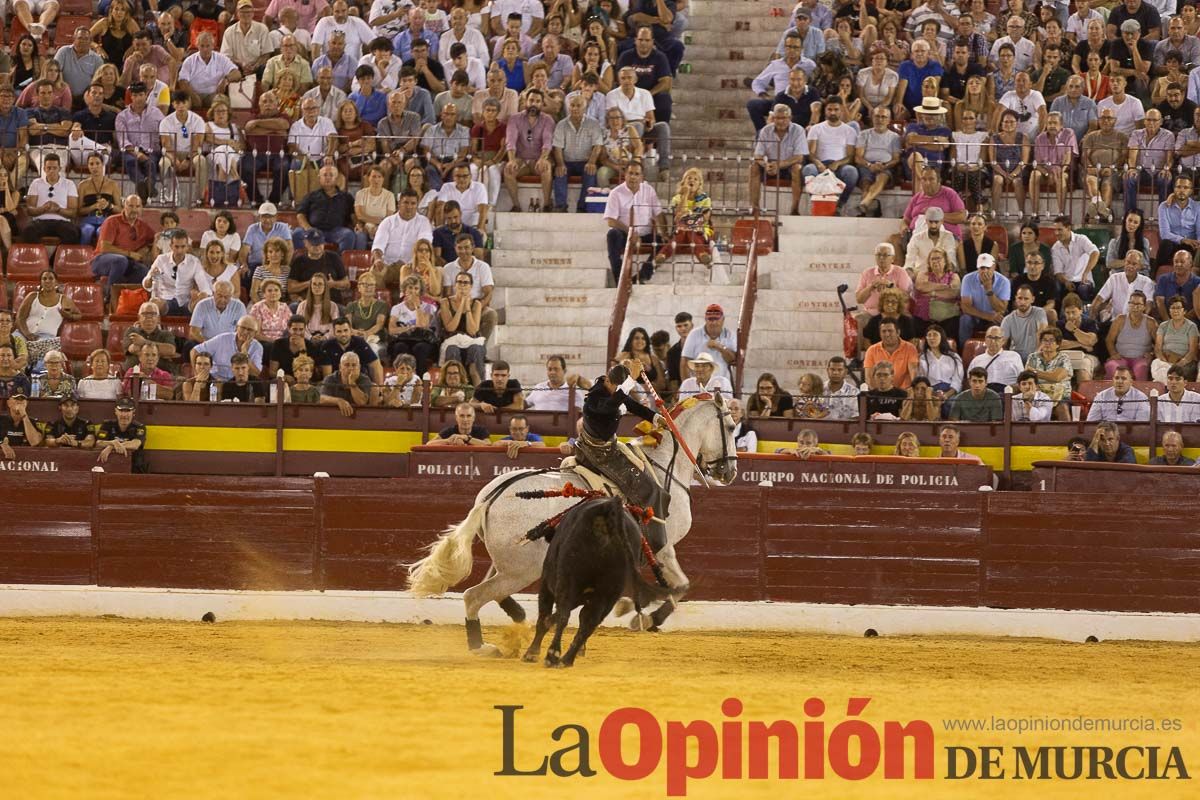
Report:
915,321,962,397
372,191,435,289
269,315,321,378
1104,210,1152,276
615,325,666,399
533,33,576,92
15,270,81,368
746,372,795,418
1002,286,1050,362
437,270,485,383
1094,250,1156,324
864,318,920,390
526,355,588,412
431,202,485,266
1080,108,1127,224
177,32,242,110
1030,111,1076,219
290,228,351,303
906,206,961,275
1025,327,1072,420
851,432,874,456
856,243,913,328
321,317,384,385
1158,364,1200,423
218,352,262,403
1149,430,1195,466
749,104,807,217
1052,293,1099,384
319,351,375,416
603,162,663,283
951,105,991,210
45,393,95,449
1122,108,1173,217
1156,174,1198,269
294,164,367,254
294,272,339,341
897,165,966,263
959,253,1011,345
1104,290,1156,380
27,79,73,177
821,356,859,420
436,163,490,229
157,92,208,206
779,429,828,459
0,387,43,456
355,170,397,242
344,272,388,353
312,30,357,94
251,240,294,310
471,360,524,413
728,398,757,453
189,281,247,344
499,413,543,459
76,349,121,400
749,33,817,131
900,375,940,421
383,353,424,408
428,401,491,445
121,302,178,372
35,350,76,399
281,353,318,404
866,363,907,418
180,351,219,403
968,326,1025,392
1085,420,1137,463
677,352,732,398
143,231,197,316
937,424,984,463
1065,435,1089,461
948,367,1004,421
1152,295,1200,382
349,66,388,128
122,341,175,400
192,315,263,382
853,106,900,218
862,289,917,347
545,94,603,215
1155,248,1200,321
802,96,859,215
430,358,474,408
893,431,923,457
1088,365,1152,422
681,304,736,385
21,154,78,244
1011,369,1054,421
177,242,243,314
240,94,291,207
903,97,953,179
912,248,960,339
606,66,670,171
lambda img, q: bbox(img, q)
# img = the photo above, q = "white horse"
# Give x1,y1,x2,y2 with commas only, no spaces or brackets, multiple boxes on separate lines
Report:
407,394,739,652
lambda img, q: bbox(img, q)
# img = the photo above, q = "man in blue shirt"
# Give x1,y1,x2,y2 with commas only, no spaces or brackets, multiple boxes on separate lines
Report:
190,314,264,381
1155,248,1200,320
898,40,944,113
1156,173,1199,267
432,201,484,264
499,413,544,459
959,253,1012,345
240,203,293,269
312,32,357,92
0,86,29,178
349,66,388,126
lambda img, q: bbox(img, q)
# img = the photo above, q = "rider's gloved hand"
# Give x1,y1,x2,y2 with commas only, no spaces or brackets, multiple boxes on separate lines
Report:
653,414,666,428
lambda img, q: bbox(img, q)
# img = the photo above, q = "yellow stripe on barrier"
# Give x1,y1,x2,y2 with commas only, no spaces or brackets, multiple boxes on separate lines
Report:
144,425,276,453
283,429,425,453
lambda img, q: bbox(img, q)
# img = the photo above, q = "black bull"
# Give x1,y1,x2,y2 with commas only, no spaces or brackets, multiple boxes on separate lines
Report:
523,497,670,668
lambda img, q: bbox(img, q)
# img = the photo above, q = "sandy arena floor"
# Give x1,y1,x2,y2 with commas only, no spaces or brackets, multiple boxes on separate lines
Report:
0,617,1195,800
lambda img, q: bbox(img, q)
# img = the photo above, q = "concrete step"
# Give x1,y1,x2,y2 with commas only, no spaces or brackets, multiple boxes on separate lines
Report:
768,264,875,291
498,343,610,366
681,44,778,63
491,248,612,270
778,216,899,239
773,232,890,254
495,325,609,347
739,329,837,351
493,212,608,233
500,305,613,327
744,348,844,375
492,266,609,288
502,286,616,309
750,308,842,331
494,229,611,251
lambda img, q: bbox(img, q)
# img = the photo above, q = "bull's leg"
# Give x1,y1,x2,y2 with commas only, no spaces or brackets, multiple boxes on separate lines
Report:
464,572,532,653
561,597,609,667
544,602,573,668
522,587,555,662
498,596,527,622
643,544,691,631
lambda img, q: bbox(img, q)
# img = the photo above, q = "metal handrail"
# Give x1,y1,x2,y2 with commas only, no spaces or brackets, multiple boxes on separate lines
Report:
605,205,638,367
733,214,761,398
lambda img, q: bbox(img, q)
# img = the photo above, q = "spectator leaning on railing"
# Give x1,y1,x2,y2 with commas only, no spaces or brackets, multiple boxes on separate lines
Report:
749,104,808,217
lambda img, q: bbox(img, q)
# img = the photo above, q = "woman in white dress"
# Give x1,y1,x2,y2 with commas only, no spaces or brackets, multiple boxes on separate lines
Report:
76,349,123,400
203,101,245,205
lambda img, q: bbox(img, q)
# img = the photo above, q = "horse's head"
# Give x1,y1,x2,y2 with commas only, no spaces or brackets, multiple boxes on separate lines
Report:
674,391,738,486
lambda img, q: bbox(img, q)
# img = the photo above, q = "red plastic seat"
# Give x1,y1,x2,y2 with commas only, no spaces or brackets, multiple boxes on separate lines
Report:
59,321,103,361
6,244,50,280
11,282,38,310
162,320,189,339
344,250,372,269
960,337,987,367
63,283,105,319
731,218,774,256
53,245,95,282
106,320,132,362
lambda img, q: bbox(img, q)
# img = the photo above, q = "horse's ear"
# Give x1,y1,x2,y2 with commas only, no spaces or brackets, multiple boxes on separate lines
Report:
714,388,725,406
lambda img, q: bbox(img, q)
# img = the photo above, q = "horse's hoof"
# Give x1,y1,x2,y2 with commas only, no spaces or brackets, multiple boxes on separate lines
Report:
521,651,538,663
629,613,653,631
647,625,660,633
472,643,502,657
612,598,635,617
547,659,567,669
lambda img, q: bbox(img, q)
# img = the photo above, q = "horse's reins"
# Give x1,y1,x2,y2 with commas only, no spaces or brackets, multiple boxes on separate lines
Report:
638,375,712,489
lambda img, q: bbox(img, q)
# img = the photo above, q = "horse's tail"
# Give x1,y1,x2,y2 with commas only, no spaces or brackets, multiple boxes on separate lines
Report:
407,501,489,597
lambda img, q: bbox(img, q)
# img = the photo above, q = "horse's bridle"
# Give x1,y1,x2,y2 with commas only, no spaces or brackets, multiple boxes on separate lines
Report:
646,399,738,490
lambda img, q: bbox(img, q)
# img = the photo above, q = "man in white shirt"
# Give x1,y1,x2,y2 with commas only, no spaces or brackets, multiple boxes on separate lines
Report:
1157,365,1200,422
1093,250,1157,321
903,206,959,271
439,7,490,70
681,304,737,383
435,163,489,230
1097,74,1146,135
22,153,79,244
287,97,337,186
222,0,274,81
441,232,497,340
368,0,415,40
528,355,590,411
997,71,1047,140
371,190,434,286
158,92,207,206
488,0,544,38
1051,215,1101,300
301,68,349,121
144,229,199,316
801,96,859,213
1011,370,1054,422
990,15,1037,71
825,356,860,420
312,0,376,61
968,326,1025,390
1086,365,1151,421
606,67,671,169
676,352,733,397
177,32,242,109
603,161,663,283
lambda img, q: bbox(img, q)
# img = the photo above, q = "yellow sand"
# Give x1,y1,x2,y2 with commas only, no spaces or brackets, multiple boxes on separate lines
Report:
0,617,1196,800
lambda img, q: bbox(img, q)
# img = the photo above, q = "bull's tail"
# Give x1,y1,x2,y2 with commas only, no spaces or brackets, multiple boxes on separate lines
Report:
407,502,489,597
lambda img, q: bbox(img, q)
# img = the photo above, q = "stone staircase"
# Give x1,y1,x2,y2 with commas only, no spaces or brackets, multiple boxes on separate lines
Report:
490,212,615,383
742,216,897,393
